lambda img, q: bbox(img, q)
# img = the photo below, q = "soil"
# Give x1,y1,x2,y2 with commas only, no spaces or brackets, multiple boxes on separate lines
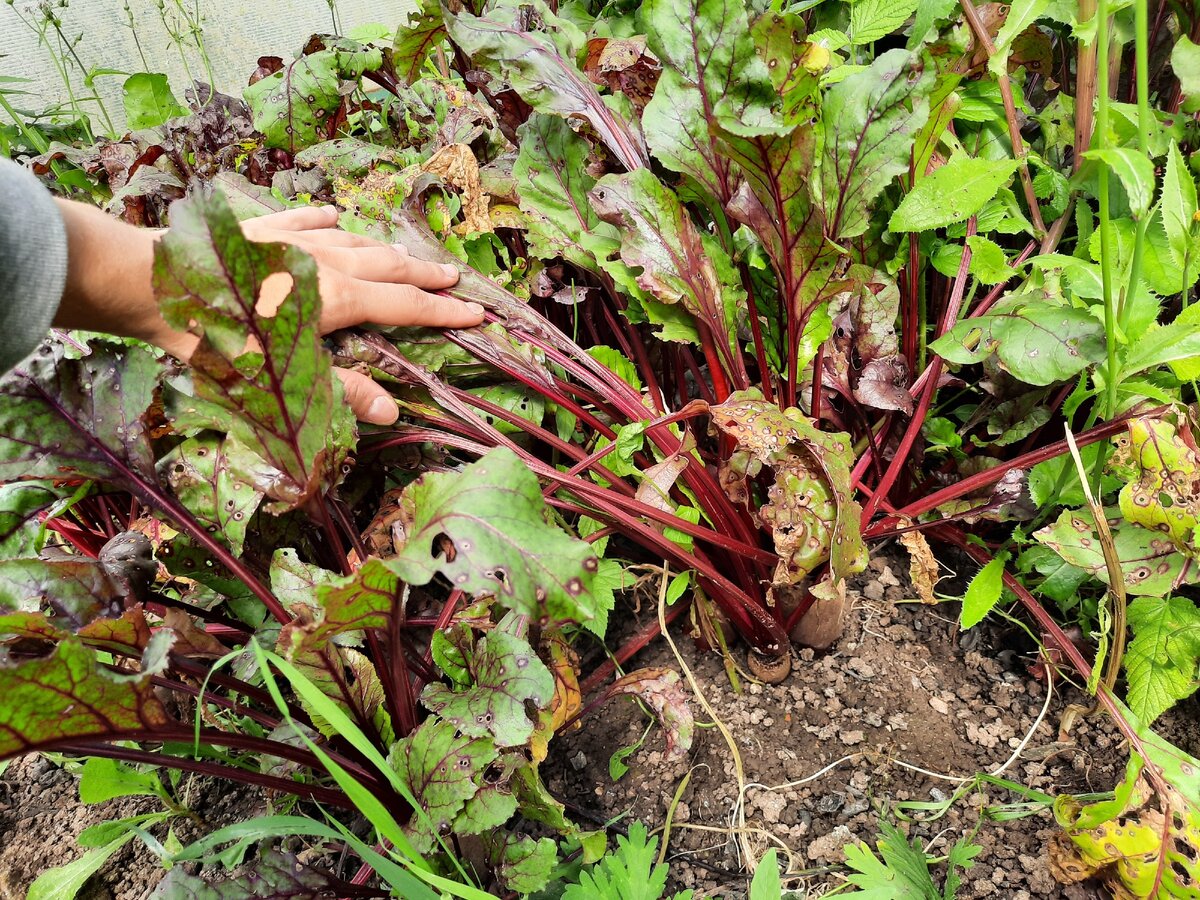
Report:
547,550,1200,899
2,547,1198,898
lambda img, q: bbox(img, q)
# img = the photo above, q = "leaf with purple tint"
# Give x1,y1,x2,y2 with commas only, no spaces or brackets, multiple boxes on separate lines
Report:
595,668,694,762
489,833,557,895
639,0,785,203
393,0,446,85
823,268,913,414
387,448,598,625
444,0,647,171
0,341,162,487
818,49,934,240
151,847,355,898
590,169,743,363
154,190,355,511
160,435,265,556
0,558,126,629
388,717,500,852
0,636,172,760
244,41,383,152
423,613,553,748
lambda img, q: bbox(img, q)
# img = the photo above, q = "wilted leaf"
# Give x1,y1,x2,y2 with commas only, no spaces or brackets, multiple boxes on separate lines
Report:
584,37,661,113
899,527,940,604
154,190,354,511
387,448,597,624
889,155,1020,232
712,390,867,590
596,667,694,761
422,613,554,748
0,558,126,628
931,290,1107,385
244,40,383,151
423,143,491,234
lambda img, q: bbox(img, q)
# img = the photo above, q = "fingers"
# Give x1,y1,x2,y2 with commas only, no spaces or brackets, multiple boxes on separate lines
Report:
336,368,399,426
321,272,485,332
300,243,461,289
243,205,339,237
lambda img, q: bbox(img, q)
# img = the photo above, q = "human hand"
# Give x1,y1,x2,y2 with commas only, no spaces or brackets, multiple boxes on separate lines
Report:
51,202,483,425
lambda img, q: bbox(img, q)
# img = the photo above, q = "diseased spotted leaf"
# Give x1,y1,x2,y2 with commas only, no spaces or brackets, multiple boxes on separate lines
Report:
423,613,553,748
1124,595,1200,725
154,190,354,512
445,0,647,171
387,448,598,624
819,49,933,240
160,435,265,555
0,558,125,627
1118,418,1200,559
268,547,337,611
931,291,1106,385
0,341,162,487
639,0,785,202
0,637,172,760
393,0,446,85
489,833,558,895
244,41,383,151
1033,507,1194,596
152,847,351,898
389,717,500,852
988,0,1051,75
889,155,1021,232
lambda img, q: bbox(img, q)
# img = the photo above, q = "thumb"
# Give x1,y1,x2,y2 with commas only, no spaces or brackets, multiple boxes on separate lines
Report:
336,368,398,426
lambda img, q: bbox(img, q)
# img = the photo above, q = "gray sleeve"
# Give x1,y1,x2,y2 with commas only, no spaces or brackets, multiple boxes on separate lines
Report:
0,157,68,372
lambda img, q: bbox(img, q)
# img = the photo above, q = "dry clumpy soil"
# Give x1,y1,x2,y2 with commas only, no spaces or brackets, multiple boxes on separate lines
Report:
548,551,1200,899
0,760,266,899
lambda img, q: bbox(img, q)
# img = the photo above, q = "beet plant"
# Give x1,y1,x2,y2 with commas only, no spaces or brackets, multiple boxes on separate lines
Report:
5,0,1200,894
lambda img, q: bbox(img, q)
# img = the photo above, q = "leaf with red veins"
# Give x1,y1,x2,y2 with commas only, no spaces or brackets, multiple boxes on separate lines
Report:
154,191,354,512
0,635,172,760
0,341,163,487
160,435,265,556
0,558,125,627
389,717,500,853
423,613,553,749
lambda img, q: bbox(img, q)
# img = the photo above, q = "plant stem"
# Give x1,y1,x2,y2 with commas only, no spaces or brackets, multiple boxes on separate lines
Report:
1096,0,1120,420
1118,0,1152,340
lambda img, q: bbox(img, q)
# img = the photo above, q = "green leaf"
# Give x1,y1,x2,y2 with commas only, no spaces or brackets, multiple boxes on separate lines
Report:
0,342,162,488
28,832,136,900
749,848,782,900
388,448,598,624
563,821,691,900
1161,140,1199,281
392,0,446,85
842,821,938,898
490,833,558,895
1034,506,1194,596
851,0,921,45
890,155,1020,232
1125,595,1200,724
79,757,163,804
244,41,383,151
445,0,646,171
153,847,351,898
1173,35,1200,114
931,292,1107,385
988,0,1051,76
639,0,785,202
154,190,354,512
1119,308,1200,380
422,612,554,748
121,73,187,129
820,49,934,240
1082,148,1157,219
1169,304,1200,381
966,235,1012,284
960,555,1006,629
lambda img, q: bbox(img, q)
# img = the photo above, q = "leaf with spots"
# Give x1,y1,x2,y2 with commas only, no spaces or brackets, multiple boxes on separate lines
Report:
711,389,867,592
0,341,163,489
0,558,127,628
488,833,558,895
1124,595,1200,725
387,447,598,625
1118,418,1200,561
244,40,383,152
152,847,355,898
393,0,446,85
160,435,264,556
388,717,501,853
0,636,172,761
154,190,355,512
593,668,694,762
423,613,552,748
931,289,1107,386
1034,507,1196,596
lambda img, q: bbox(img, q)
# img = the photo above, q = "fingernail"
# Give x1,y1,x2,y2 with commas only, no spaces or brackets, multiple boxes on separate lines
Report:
466,302,485,317
367,396,398,425
442,263,460,277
